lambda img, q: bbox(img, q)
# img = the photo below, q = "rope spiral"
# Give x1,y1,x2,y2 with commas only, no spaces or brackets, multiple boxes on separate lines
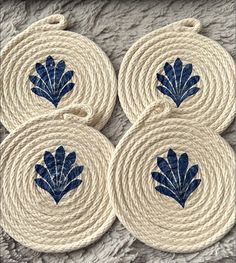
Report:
108,101,236,253
0,14,117,132
0,105,115,253
118,18,236,134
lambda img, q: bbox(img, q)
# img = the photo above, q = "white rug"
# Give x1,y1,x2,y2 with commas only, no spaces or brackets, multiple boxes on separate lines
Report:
0,0,235,262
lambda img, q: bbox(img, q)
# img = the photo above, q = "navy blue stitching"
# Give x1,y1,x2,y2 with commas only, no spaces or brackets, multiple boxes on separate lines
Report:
152,149,201,207
156,58,200,107
35,146,83,204
29,56,75,107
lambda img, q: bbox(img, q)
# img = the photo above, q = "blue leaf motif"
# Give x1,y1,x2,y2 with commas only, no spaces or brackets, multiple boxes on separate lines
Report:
152,149,201,208
35,146,83,204
156,58,200,107
29,56,75,107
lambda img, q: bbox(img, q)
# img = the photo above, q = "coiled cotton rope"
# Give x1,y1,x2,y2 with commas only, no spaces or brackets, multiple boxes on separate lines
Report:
118,18,236,134
108,100,236,253
0,104,115,253
0,14,117,132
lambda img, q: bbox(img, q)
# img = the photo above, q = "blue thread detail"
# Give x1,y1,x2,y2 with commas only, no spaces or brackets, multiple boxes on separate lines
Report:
152,149,201,208
156,58,200,107
35,146,83,204
29,56,75,107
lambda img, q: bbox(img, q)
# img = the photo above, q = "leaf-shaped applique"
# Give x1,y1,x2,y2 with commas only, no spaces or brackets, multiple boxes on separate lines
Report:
156,58,200,107
35,146,84,204
152,149,201,208
29,56,75,107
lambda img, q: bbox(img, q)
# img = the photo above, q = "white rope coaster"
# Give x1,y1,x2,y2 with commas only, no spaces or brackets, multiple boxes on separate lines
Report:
0,14,117,132
0,105,115,253
108,100,235,253
118,18,236,133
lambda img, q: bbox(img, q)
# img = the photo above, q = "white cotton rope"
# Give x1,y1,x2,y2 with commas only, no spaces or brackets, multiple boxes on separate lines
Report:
118,18,236,134
108,100,236,253
0,104,115,253
0,14,117,132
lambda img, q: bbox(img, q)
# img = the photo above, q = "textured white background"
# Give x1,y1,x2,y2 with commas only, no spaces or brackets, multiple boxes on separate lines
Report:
0,0,235,262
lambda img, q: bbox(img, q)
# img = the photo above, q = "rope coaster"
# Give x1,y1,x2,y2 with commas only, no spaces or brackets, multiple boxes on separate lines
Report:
0,105,115,253
0,14,117,131
108,101,235,253
118,18,236,133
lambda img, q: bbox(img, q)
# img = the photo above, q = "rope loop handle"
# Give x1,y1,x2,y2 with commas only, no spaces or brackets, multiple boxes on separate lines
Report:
27,14,67,32
169,18,202,33
0,15,67,59
138,99,173,125
34,103,95,126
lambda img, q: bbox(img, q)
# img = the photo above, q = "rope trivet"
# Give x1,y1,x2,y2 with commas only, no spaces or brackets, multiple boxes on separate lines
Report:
0,104,115,253
118,18,236,133
108,100,235,253
0,14,117,132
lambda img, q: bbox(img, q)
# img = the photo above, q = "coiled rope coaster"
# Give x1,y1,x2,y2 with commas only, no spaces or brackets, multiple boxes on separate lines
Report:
0,14,117,131
118,18,236,133
108,100,235,253
0,105,115,253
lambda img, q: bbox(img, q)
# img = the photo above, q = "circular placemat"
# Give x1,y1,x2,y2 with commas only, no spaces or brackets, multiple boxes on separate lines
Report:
108,101,235,253
0,14,117,131
118,18,236,133
0,105,115,253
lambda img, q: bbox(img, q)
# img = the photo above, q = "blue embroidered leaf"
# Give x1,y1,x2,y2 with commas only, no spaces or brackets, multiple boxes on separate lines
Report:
66,166,84,182
35,164,54,188
55,146,65,172
58,70,74,90
157,157,178,189
61,179,82,200
167,149,179,186
35,62,52,90
31,87,54,105
174,58,183,86
180,64,192,88
63,152,76,175
179,87,200,105
184,165,199,187
157,86,176,104
59,83,75,98
46,56,55,89
178,153,188,186
152,149,201,208
55,60,65,85
35,146,84,204
156,74,175,94
181,179,201,207
164,62,176,92
155,185,178,203
156,58,200,107
35,178,54,198
182,76,200,93
44,151,56,177
29,56,75,107
29,75,50,94
55,146,65,184
152,172,176,193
